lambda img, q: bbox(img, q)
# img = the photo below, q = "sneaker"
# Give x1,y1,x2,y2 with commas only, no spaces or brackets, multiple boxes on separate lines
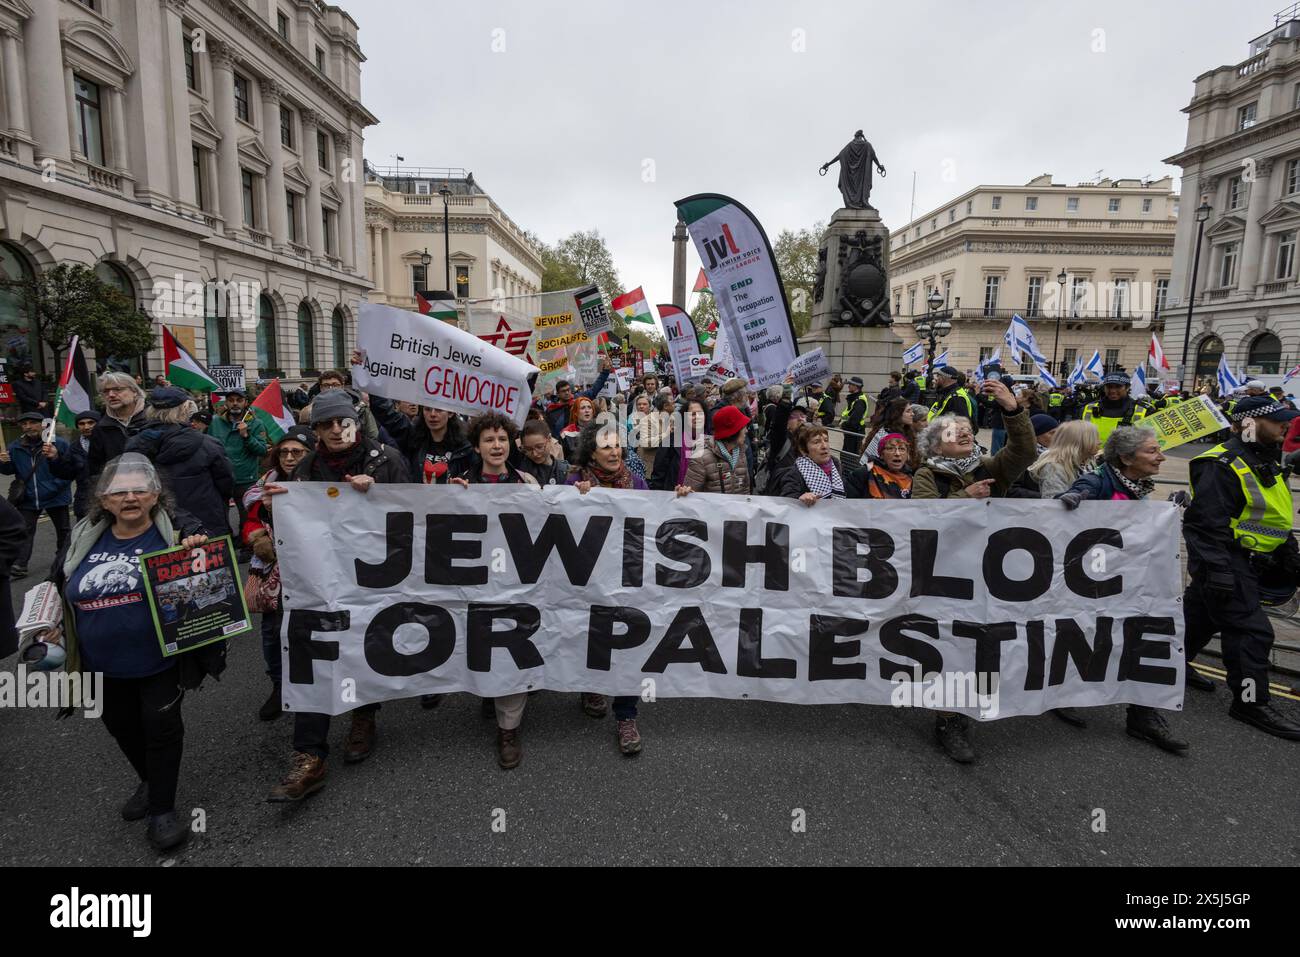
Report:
1051,707,1088,729
581,693,608,718
146,811,189,851
420,694,444,710
616,718,642,756
480,697,496,719
120,781,149,822
497,727,522,769
1186,665,1216,692
343,711,377,764
11,564,26,578
1228,701,1300,740
1126,705,1189,753
935,714,976,764
258,683,283,721
266,752,328,802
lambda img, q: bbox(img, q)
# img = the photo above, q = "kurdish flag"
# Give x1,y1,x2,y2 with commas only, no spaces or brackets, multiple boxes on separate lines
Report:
245,379,296,441
54,336,93,430
610,287,655,325
163,326,219,392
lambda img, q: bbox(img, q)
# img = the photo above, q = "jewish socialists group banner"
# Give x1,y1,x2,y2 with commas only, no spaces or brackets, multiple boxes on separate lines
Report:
277,485,1185,718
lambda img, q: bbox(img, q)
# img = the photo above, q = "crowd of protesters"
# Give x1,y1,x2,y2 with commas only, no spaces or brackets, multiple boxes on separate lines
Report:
3,347,1299,856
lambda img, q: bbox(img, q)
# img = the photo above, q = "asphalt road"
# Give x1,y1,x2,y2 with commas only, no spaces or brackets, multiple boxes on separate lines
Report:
2,511,1299,868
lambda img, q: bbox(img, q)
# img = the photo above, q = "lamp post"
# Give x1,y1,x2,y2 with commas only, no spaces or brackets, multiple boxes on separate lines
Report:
1053,268,1068,375
1178,202,1213,394
438,185,452,294
419,247,432,296
917,288,953,401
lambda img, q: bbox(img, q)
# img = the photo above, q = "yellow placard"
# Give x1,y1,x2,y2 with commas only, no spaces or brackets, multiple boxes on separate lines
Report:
534,312,574,329
535,331,589,351
1143,395,1230,451
536,356,568,373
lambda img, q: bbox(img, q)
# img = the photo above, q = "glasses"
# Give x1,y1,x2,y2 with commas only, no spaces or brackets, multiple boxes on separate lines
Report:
278,447,308,459
104,488,153,499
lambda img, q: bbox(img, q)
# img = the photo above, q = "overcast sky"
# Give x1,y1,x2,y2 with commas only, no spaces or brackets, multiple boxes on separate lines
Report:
355,0,1282,307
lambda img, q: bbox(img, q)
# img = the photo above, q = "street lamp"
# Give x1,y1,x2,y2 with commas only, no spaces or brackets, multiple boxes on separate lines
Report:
1178,201,1214,394
1053,268,1068,375
918,288,953,397
438,185,453,294
419,246,432,287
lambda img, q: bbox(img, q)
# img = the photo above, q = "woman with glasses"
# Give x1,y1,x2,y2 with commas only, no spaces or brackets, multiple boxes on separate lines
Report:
240,427,316,722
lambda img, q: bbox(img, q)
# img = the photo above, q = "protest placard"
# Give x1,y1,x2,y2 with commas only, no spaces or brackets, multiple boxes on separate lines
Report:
1141,395,1230,451
786,348,831,388
140,535,252,656
209,365,246,394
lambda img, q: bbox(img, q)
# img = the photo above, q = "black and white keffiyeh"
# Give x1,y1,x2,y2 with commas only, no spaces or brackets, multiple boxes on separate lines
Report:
925,449,984,476
795,456,845,498
1109,465,1154,499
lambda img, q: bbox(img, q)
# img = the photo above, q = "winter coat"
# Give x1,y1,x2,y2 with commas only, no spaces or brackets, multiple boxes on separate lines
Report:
0,437,77,510
208,412,270,485
87,407,148,482
515,455,568,486
911,405,1036,499
125,422,236,536
370,396,473,483
13,376,46,414
776,458,846,499
292,436,410,485
684,437,751,494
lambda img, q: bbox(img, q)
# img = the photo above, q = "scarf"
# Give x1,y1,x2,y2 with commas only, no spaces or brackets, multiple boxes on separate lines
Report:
714,439,741,473
926,449,984,476
580,461,634,489
317,440,364,479
795,455,844,498
1109,465,1153,499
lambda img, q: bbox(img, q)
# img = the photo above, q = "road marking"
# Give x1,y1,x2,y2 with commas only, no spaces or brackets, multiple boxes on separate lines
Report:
1191,663,1300,702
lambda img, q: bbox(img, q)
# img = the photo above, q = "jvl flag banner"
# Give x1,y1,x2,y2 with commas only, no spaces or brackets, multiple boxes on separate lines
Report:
676,194,799,389
1141,395,1230,452
657,303,699,389
278,486,1184,718
353,301,537,427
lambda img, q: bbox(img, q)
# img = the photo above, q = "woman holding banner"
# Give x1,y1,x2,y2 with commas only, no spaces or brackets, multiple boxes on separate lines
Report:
650,397,710,492
777,424,847,504
370,397,473,484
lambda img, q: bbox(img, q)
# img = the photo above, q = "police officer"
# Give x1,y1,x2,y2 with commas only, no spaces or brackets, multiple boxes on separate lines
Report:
1047,387,1065,420
1081,370,1147,446
927,365,977,428
838,376,870,466
1184,395,1300,739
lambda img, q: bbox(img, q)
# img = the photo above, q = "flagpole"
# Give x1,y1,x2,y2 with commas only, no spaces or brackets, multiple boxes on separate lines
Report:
45,334,79,444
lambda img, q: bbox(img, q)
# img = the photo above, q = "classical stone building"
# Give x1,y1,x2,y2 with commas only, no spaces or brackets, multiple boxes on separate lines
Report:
1164,11,1300,388
363,163,543,322
887,175,1178,380
0,0,375,384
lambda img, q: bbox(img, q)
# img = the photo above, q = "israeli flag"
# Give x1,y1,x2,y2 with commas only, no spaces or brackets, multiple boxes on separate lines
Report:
974,348,1001,385
1216,355,1241,395
1083,350,1104,380
1130,364,1147,399
930,349,949,369
902,341,926,366
1007,314,1049,365
1037,363,1058,388
1067,355,1086,386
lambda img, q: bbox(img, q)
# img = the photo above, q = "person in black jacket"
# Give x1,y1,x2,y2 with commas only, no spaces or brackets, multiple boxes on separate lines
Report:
87,372,148,483
0,495,24,659
900,371,921,404
12,363,48,415
69,410,100,519
650,397,711,491
370,395,473,483
515,419,568,485
124,387,235,538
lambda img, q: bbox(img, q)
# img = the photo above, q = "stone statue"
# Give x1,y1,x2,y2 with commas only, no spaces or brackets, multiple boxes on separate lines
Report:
820,131,886,210
832,229,891,327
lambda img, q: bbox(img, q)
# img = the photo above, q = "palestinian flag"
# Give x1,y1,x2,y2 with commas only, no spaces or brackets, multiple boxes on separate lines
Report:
610,287,655,325
417,290,459,323
245,379,296,442
163,326,219,392
693,268,710,294
54,336,93,430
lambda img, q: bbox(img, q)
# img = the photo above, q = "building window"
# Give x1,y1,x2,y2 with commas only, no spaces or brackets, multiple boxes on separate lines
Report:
317,131,330,170
297,302,316,373
285,191,298,242
1228,176,1244,210
1248,332,1282,374
1026,276,1043,318
192,146,205,210
943,277,952,304
931,217,937,230
966,200,973,215
1062,348,1077,372
1295,83,1300,111
411,263,426,295
277,11,290,40
983,276,1000,316
331,307,347,369
257,293,278,374
315,46,326,72
1219,241,1239,287
1025,196,1038,211
907,288,916,315
948,209,955,223
184,36,198,91
1278,232,1296,280
204,284,231,366
322,209,333,255
1289,159,1300,195
234,74,250,122
73,75,104,167
1107,197,1121,213
914,227,920,238
991,196,1001,211
241,170,257,227
1111,278,1130,317
416,181,430,195
1070,277,1087,316
979,346,994,363
1142,197,1153,213
1104,348,1119,372
280,106,294,148
1155,278,1169,315
1067,197,1079,212
1237,102,1258,130
456,266,470,299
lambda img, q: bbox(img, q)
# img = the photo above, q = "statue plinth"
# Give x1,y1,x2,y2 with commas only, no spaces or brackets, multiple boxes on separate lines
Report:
800,207,902,398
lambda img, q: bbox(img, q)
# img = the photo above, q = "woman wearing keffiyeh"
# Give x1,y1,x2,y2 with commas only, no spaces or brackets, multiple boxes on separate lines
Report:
776,424,846,504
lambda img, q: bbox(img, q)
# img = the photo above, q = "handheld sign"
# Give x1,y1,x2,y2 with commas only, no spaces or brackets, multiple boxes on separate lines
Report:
139,535,252,656
1140,395,1230,451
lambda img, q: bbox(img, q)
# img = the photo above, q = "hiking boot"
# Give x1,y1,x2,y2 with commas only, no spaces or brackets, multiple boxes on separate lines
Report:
1186,665,1216,692
1051,707,1087,729
616,718,642,756
480,696,496,718
121,781,149,822
497,727,522,769
581,693,608,718
343,711,377,764
420,694,444,710
935,714,976,764
1228,701,1300,740
258,683,283,721
146,811,189,851
1126,705,1189,754
266,752,327,802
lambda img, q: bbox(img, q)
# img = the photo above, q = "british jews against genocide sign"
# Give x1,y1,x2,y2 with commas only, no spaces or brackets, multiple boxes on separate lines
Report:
276,485,1185,718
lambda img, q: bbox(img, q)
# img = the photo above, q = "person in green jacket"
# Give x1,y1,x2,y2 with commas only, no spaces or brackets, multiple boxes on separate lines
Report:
206,388,268,543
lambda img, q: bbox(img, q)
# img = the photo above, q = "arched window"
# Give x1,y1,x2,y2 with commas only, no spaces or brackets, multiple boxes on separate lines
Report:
1195,335,1223,387
95,260,144,377
331,306,346,370
256,294,278,375
1247,332,1281,375
204,281,231,365
0,243,38,372
297,301,316,374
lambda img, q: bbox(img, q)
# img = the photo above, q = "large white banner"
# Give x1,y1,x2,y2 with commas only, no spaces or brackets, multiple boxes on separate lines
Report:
353,301,536,427
676,193,800,390
277,486,1185,719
